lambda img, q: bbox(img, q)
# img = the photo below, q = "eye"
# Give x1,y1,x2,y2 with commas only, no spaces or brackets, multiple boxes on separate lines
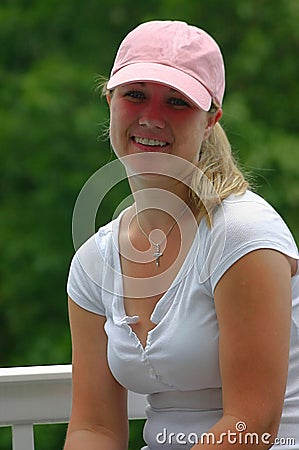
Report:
124,90,146,101
168,96,191,108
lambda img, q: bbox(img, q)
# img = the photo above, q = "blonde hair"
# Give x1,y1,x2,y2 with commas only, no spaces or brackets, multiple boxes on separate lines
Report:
190,120,249,226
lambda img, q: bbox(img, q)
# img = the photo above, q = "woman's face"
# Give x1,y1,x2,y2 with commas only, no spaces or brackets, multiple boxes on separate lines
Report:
107,82,220,167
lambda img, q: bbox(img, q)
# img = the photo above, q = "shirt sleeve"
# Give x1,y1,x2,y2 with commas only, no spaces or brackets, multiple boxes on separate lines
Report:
200,192,299,294
66,235,106,316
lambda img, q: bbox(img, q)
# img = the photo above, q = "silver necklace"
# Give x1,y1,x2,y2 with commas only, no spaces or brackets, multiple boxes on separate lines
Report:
135,200,192,268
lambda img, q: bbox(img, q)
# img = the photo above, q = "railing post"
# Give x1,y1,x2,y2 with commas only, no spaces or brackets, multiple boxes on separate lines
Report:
12,424,34,450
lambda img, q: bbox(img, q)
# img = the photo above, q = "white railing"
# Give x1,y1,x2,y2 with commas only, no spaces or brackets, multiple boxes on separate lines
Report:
0,364,147,450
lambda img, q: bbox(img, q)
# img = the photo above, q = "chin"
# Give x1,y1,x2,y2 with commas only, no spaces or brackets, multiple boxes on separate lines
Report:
120,152,196,185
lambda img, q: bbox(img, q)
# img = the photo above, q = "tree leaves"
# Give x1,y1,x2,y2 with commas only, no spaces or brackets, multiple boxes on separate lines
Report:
0,1,298,448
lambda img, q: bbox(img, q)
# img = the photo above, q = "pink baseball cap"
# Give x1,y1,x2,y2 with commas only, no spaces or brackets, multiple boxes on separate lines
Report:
107,20,225,111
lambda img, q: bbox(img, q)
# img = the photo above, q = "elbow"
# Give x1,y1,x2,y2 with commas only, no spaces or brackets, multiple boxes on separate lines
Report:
222,407,283,449
264,413,282,447
243,408,283,449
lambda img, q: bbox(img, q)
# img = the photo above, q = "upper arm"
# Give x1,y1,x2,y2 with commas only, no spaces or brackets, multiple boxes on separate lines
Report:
67,297,128,442
214,249,292,433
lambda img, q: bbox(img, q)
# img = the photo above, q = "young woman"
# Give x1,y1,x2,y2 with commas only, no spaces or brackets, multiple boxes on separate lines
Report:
64,20,299,450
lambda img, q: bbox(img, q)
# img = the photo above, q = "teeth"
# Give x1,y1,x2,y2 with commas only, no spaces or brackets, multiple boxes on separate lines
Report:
134,137,168,147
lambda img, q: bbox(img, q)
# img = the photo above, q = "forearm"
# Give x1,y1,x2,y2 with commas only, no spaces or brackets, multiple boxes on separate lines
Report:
64,428,128,450
191,415,276,450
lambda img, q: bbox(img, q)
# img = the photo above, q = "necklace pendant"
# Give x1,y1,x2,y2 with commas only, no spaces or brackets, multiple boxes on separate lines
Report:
153,244,163,267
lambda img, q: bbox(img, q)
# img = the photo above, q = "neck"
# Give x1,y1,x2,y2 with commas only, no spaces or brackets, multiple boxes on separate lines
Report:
133,188,193,232
124,152,198,230
128,191,197,269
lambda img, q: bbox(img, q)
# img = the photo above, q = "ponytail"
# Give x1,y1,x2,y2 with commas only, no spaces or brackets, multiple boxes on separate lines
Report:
190,122,249,226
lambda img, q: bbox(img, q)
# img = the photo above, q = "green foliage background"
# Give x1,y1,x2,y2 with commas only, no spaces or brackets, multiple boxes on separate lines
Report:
0,0,298,448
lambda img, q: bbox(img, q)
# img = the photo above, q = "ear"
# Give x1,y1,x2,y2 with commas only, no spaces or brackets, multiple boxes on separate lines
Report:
203,108,223,140
106,93,111,106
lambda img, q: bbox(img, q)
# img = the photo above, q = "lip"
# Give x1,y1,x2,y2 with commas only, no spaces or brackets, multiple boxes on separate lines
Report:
130,134,171,152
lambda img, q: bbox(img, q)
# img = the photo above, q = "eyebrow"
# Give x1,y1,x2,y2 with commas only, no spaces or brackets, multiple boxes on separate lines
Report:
127,82,145,86
169,88,181,94
127,82,181,94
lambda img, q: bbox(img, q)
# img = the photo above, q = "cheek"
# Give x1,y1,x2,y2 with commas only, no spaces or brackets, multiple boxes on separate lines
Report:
180,121,208,163
109,107,128,152
110,101,135,133
179,116,207,148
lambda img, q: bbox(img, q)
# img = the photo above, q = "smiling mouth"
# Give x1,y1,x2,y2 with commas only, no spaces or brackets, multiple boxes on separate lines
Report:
132,136,169,148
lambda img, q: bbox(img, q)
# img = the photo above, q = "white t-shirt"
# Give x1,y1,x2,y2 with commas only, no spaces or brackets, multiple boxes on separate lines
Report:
67,191,299,449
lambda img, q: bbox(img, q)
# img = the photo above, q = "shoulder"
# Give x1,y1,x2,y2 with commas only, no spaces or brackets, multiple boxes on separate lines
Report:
214,190,297,250
66,209,126,314
73,207,128,282
216,190,287,227
199,190,298,290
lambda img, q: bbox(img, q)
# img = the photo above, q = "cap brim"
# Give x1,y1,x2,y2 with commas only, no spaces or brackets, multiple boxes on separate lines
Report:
107,62,212,111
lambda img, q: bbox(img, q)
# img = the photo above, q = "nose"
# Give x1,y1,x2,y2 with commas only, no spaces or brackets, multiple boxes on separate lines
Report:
138,102,165,129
